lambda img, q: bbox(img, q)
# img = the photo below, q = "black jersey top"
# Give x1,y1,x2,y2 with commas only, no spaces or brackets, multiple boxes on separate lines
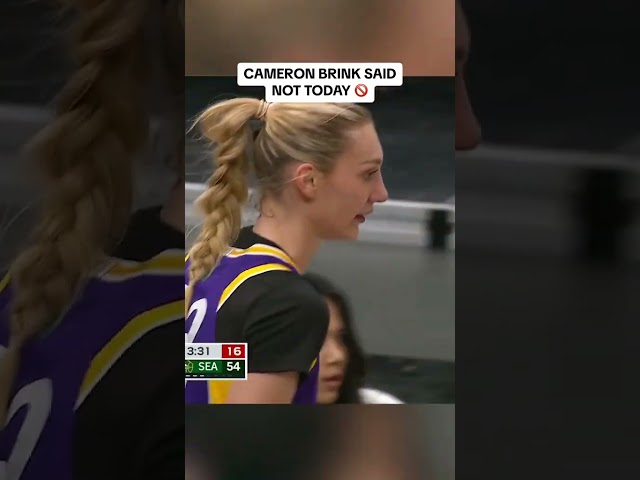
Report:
222,227,329,376
185,226,329,404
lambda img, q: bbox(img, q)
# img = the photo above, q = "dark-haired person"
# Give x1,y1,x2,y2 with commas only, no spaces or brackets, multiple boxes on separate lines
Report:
304,273,403,404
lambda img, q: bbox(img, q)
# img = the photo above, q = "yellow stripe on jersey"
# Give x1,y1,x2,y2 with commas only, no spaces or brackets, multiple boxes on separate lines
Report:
226,243,298,270
186,244,297,270
309,357,318,372
0,251,183,290
209,379,233,404
217,263,292,312
104,250,184,281
75,299,184,409
0,272,9,294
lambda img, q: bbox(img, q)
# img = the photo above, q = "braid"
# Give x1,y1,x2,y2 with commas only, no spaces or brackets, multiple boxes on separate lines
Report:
0,0,148,423
185,99,260,317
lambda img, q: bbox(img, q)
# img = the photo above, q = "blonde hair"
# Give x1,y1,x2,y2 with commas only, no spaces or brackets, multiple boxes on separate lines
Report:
185,99,372,316
0,1,149,423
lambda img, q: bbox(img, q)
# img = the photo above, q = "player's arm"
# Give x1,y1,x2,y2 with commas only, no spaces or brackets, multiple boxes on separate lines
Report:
225,276,329,404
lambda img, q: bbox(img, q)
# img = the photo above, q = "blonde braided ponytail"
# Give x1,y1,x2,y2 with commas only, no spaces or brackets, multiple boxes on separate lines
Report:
185,98,263,316
0,0,148,423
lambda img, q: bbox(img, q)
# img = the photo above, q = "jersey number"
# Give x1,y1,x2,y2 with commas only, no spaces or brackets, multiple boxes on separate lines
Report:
185,298,208,387
0,350,52,480
185,298,208,344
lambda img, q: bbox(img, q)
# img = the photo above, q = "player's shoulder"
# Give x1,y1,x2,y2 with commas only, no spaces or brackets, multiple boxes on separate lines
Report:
240,271,329,339
246,268,325,310
100,248,184,283
0,249,183,306
89,249,184,320
84,248,184,323
219,266,328,327
0,249,183,311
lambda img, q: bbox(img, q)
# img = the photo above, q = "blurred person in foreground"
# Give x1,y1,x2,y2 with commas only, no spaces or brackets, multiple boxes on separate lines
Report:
304,272,403,404
0,1,185,479
185,453,212,480
318,408,430,480
185,99,389,404
185,407,432,480
185,0,453,76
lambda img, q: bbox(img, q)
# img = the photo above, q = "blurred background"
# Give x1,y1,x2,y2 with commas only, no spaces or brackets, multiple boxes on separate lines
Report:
186,405,455,480
458,0,640,262
457,0,640,477
0,2,64,267
186,77,455,403
185,0,454,76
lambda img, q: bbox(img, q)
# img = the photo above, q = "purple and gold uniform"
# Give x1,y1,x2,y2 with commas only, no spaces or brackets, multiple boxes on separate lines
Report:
0,250,183,480
185,242,321,405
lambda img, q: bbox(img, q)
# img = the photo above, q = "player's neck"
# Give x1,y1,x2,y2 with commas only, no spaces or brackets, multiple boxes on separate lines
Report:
160,180,185,233
253,216,320,272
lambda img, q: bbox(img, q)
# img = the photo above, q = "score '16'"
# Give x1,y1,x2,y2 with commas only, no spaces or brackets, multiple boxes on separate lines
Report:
222,344,246,359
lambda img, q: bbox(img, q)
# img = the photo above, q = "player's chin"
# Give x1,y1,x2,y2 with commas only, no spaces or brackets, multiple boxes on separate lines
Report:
317,389,339,405
321,222,361,241
337,223,361,241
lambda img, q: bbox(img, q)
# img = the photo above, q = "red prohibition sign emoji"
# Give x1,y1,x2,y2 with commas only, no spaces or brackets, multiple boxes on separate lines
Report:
354,84,368,97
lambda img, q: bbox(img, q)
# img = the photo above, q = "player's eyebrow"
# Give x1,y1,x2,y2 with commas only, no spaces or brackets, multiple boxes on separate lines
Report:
362,158,383,166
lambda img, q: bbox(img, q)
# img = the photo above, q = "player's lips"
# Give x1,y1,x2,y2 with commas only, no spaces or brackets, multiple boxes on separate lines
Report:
322,374,344,389
355,210,373,222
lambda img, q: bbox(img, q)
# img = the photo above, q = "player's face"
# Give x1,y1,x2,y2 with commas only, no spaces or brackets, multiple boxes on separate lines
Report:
455,1,481,151
313,122,388,240
318,299,348,404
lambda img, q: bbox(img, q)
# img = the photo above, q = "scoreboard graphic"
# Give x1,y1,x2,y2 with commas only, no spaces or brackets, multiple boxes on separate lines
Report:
185,343,248,380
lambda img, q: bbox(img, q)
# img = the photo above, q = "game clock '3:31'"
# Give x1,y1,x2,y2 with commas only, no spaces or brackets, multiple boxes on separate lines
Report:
186,345,210,356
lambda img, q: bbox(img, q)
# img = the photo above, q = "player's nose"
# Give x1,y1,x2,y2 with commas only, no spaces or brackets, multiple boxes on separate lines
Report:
328,340,347,364
371,177,389,204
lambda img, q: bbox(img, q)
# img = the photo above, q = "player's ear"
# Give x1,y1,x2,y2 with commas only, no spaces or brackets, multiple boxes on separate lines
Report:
292,163,318,199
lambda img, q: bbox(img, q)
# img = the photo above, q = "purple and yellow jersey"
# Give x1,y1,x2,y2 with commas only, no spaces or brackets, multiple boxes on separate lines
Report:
0,250,183,480
185,243,320,405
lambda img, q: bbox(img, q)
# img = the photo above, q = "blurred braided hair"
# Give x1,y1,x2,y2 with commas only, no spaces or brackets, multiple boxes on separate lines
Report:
185,99,372,318
0,0,149,423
